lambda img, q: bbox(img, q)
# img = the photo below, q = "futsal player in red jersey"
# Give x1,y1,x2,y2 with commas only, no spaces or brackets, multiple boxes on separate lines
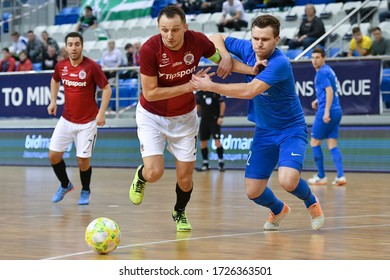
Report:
129,5,257,232
48,32,112,205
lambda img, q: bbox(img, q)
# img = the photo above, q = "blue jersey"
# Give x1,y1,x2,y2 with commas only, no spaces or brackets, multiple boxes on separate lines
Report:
225,37,306,131
314,64,342,115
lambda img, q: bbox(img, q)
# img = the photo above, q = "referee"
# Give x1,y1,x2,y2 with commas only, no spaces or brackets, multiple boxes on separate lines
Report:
196,90,226,172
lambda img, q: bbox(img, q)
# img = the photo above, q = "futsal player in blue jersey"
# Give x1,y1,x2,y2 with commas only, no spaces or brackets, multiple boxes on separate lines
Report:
308,48,347,186
191,14,324,230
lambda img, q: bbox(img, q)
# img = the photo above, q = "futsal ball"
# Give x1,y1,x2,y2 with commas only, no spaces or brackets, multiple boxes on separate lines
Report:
85,217,121,254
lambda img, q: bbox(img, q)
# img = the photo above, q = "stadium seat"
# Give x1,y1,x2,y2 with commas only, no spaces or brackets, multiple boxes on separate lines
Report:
279,27,298,46
202,20,219,34
320,2,344,26
229,31,247,39
194,13,211,24
110,78,139,109
285,49,302,59
129,26,147,38
32,63,42,71
187,21,203,32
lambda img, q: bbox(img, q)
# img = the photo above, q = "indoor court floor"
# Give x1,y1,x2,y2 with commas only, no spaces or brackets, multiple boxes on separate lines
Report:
1,166,389,260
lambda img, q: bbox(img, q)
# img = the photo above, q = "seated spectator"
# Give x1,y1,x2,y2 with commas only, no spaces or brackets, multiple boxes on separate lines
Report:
41,31,60,54
379,0,390,22
288,4,326,50
26,30,44,63
42,45,58,70
371,26,390,68
57,47,68,61
176,0,202,14
133,41,141,66
16,50,33,71
201,0,223,13
347,26,372,57
75,5,98,34
0,48,16,72
9,32,27,59
119,43,139,79
266,0,294,8
100,40,123,80
217,0,248,33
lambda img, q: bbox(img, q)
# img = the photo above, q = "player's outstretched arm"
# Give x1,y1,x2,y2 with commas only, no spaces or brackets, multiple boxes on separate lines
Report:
140,73,195,102
208,33,260,76
191,73,269,100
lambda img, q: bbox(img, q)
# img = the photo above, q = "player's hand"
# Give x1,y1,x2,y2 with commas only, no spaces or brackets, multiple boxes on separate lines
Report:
311,99,318,110
47,102,57,116
323,112,330,124
253,59,267,75
216,51,233,79
96,112,106,126
194,67,215,78
191,72,213,91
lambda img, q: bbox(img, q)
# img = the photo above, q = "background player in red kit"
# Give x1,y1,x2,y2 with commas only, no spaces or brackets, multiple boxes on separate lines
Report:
129,5,257,231
48,32,112,205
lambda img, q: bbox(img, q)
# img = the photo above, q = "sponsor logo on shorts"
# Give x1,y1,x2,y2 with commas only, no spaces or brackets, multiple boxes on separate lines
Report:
291,152,301,156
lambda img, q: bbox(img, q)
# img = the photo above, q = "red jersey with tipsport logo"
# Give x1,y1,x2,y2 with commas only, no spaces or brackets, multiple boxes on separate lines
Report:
140,30,216,117
52,56,109,124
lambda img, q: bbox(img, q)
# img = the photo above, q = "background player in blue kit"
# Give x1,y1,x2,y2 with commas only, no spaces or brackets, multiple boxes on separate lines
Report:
308,48,347,186
191,14,324,231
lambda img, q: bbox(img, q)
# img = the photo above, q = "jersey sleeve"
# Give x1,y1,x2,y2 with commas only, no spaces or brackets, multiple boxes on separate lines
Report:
197,32,217,59
317,69,331,90
139,41,158,77
225,36,251,61
349,39,356,51
92,62,109,89
52,62,62,82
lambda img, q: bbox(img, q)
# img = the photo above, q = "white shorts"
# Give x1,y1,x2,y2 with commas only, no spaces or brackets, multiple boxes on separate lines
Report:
136,103,199,162
49,117,98,158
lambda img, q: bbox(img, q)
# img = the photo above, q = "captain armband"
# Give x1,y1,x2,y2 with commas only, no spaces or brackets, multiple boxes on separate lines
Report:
208,48,221,64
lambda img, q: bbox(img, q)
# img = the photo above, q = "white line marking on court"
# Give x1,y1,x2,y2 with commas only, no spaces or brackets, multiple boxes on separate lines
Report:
42,223,390,260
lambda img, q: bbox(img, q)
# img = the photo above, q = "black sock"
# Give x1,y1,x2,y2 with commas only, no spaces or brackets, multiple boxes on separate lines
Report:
52,159,70,188
201,148,208,161
138,165,146,182
217,146,224,160
80,167,92,192
174,182,193,212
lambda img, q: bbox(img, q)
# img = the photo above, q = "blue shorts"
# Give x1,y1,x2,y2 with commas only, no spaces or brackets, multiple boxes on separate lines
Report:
311,109,342,140
245,125,308,180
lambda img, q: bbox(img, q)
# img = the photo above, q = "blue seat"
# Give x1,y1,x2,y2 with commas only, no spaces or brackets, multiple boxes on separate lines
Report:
329,47,341,57
32,63,42,71
110,79,139,109
285,49,302,59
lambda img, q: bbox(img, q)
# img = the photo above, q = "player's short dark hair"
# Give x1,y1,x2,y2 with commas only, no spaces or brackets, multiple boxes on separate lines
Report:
252,14,280,38
2,47,9,53
371,26,381,33
65,32,84,45
312,48,325,57
85,5,92,11
157,5,186,24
